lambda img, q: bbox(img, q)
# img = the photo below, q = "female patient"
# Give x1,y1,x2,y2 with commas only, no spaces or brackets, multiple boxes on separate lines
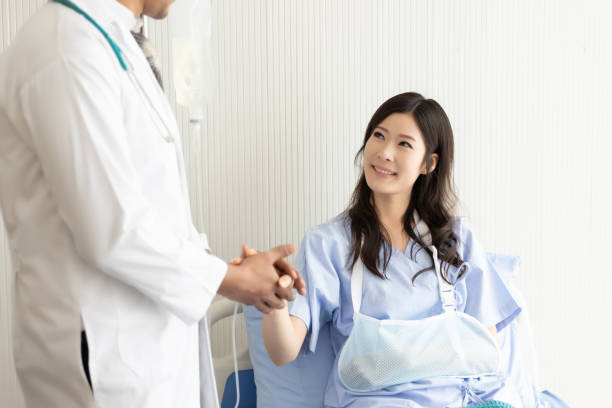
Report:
261,92,523,407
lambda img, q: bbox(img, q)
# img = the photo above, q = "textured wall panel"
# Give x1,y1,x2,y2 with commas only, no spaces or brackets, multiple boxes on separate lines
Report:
1,0,611,406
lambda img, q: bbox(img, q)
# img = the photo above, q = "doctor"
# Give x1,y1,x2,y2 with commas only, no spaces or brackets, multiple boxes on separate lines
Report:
0,0,305,407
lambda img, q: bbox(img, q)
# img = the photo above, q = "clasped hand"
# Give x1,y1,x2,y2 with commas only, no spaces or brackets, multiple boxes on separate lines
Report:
218,244,306,313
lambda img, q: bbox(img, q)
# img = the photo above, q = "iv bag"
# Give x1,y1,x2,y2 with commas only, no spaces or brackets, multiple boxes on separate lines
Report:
169,0,215,111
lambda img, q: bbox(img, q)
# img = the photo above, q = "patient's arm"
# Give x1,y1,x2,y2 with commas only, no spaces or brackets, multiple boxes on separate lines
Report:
233,245,308,365
262,304,308,366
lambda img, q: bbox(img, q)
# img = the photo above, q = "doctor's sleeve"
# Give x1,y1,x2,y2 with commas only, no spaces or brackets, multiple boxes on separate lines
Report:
288,230,341,353
456,218,522,332
17,51,226,325
191,224,212,252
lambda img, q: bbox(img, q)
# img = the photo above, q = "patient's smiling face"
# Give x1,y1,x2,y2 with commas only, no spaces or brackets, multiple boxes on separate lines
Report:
363,113,437,199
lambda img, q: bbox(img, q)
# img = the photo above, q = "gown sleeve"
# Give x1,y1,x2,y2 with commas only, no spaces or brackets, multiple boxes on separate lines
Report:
456,218,522,331
288,228,342,353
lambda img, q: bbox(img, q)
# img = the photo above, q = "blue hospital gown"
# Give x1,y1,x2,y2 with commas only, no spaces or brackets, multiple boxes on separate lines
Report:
288,215,523,408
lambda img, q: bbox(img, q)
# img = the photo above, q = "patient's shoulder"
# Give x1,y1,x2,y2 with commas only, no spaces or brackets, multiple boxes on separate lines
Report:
451,216,476,248
451,216,469,235
301,214,351,257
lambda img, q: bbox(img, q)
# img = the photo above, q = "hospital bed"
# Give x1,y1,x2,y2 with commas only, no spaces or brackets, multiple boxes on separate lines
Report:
207,254,570,408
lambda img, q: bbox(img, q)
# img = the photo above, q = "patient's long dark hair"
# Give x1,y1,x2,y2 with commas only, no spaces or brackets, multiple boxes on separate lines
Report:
347,92,464,283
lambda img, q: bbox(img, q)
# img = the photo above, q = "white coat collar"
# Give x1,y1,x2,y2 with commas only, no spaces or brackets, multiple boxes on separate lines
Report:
57,0,180,140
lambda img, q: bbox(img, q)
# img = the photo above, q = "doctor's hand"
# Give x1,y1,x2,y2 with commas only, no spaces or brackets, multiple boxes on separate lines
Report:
232,244,307,297
218,244,303,313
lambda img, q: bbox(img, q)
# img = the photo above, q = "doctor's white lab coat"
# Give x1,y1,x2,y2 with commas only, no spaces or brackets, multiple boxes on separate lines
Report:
0,0,226,407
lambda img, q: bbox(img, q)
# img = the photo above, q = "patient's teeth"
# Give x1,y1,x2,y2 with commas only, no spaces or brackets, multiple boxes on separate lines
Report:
375,166,394,175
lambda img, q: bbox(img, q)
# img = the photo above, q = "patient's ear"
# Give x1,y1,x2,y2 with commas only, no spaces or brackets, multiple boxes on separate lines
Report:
420,153,439,174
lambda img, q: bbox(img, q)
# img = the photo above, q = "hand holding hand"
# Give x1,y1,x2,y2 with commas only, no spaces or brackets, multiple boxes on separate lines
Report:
218,244,305,313
233,244,306,296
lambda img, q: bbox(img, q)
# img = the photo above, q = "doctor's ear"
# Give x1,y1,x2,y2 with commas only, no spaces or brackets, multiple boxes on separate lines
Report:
420,153,439,175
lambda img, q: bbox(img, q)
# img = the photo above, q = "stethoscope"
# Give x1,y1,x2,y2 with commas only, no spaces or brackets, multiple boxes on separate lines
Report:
50,0,203,238
51,0,176,143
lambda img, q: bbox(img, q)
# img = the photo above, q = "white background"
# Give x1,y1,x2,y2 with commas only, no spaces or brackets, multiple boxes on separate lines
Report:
2,1,611,406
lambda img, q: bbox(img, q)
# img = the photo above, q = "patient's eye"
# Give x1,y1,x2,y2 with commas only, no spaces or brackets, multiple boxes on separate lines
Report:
373,131,384,140
399,140,413,149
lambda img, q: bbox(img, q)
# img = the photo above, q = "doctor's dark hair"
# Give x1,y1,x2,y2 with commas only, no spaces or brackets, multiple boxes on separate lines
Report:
346,92,465,282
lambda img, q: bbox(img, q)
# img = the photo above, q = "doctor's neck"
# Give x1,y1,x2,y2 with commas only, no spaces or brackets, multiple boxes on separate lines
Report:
372,192,411,231
117,0,175,19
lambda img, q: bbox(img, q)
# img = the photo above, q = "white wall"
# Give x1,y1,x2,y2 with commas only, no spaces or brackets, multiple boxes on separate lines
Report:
1,0,611,406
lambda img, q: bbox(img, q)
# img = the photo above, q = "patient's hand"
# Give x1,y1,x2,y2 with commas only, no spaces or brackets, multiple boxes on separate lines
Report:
219,245,297,312
232,244,306,296
231,244,258,265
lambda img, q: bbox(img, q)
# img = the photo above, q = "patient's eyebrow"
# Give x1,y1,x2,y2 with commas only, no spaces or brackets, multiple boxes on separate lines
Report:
376,126,416,142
